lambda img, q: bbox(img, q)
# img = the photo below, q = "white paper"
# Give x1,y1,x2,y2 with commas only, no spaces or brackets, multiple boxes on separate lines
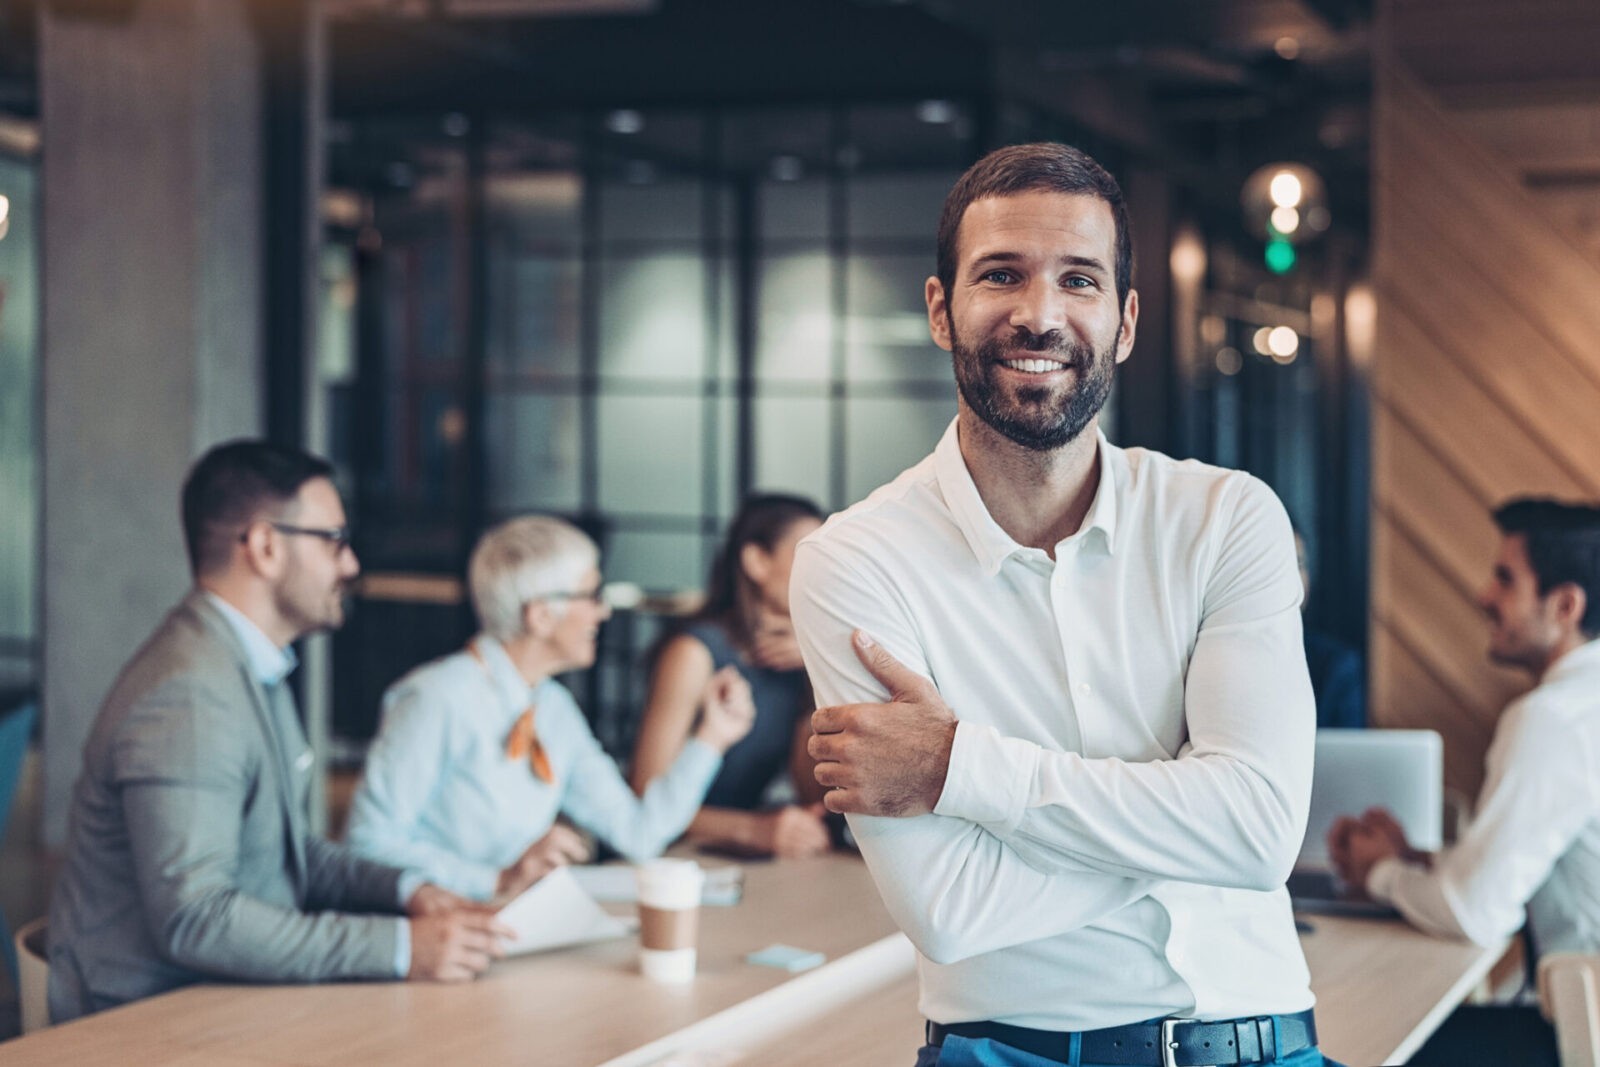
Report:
496,866,636,957
570,863,744,907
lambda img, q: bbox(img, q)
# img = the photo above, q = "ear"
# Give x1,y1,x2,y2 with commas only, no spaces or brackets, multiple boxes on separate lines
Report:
1549,582,1588,633
238,522,283,578
926,276,953,353
740,542,772,586
1114,289,1139,364
522,599,558,639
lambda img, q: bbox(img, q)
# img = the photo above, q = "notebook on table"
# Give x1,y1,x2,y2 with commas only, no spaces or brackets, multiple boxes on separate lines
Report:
1289,728,1443,917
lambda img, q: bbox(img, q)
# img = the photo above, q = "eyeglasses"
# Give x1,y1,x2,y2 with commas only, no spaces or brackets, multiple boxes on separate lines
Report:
545,586,609,608
239,521,353,551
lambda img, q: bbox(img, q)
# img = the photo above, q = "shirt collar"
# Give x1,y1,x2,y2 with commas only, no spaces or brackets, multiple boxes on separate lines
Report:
932,418,1120,577
204,592,298,687
471,634,538,710
1545,636,1600,686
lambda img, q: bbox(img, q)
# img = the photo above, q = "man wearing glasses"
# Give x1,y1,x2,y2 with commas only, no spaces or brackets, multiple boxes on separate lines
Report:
346,515,755,902
49,440,510,1024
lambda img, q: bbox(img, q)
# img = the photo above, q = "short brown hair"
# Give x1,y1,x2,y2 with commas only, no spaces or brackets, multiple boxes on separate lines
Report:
936,142,1133,309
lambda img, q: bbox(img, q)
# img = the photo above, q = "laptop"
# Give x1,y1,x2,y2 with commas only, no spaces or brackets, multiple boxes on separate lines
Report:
1289,728,1444,916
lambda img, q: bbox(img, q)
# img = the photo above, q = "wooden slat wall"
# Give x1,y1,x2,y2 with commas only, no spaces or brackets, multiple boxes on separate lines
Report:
1371,60,1600,796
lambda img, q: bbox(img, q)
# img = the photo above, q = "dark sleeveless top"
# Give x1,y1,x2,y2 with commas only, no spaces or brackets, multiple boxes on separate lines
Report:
683,620,810,810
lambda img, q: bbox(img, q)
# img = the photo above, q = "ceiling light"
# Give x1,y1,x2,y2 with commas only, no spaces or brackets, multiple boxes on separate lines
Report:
1216,347,1243,376
1253,327,1273,355
1274,36,1301,60
1242,163,1327,248
916,100,955,124
1169,227,1207,284
1267,326,1300,359
1269,171,1303,209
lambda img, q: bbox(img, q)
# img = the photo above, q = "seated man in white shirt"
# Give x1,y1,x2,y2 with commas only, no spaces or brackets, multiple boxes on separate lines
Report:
348,516,755,902
1330,497,1600,1067
792,143,1336,1067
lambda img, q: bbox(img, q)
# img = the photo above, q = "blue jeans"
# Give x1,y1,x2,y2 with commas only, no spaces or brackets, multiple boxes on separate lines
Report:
914,1034,1344,1067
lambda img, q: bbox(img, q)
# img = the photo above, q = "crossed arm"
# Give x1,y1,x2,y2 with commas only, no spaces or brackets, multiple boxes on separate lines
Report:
790,486,1314,961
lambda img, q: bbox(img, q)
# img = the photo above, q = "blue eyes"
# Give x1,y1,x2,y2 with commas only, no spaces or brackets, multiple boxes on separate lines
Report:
979,271,1094,289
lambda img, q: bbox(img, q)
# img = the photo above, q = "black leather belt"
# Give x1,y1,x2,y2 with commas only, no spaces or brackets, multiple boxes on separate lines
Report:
927,1009,1317,1067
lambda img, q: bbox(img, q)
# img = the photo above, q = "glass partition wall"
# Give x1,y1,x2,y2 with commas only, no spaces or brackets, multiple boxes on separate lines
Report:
327,103,979,753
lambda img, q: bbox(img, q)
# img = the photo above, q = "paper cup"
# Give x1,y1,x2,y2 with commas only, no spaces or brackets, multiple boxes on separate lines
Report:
636,859,704,982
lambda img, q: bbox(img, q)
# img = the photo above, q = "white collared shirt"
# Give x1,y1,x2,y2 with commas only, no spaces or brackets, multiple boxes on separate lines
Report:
1368,639,1600,955
791,420,1316,1029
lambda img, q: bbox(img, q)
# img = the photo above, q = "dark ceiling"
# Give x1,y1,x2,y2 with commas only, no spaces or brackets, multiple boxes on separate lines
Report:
0,0,1375,235
321,0,1372,225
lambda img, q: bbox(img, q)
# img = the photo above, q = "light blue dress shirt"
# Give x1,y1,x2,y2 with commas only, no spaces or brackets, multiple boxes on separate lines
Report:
204,593,416,977
348,635,723,900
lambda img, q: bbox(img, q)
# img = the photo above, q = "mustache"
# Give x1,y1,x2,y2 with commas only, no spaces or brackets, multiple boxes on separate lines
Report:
982,328,1091,365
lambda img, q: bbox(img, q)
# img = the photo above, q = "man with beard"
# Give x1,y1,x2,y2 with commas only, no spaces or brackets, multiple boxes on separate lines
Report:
48,441,510,1023
1329,499,1600,1067
791,144,1334,1066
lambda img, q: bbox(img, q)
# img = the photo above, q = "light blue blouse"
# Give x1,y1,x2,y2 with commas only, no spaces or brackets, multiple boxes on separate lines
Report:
348,636,722,900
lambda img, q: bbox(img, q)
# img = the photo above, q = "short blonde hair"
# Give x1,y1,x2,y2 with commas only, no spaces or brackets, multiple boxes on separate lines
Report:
468,516,599,640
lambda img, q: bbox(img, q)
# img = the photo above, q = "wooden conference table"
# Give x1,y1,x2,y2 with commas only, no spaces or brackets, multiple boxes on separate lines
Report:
3,855,1504,1067
746,911,1508,1067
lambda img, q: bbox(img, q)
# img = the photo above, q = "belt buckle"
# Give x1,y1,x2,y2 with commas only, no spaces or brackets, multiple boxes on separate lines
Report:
1160,1018,1185,1067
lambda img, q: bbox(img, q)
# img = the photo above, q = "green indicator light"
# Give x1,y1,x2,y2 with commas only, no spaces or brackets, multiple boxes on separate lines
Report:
1265,238,1296,274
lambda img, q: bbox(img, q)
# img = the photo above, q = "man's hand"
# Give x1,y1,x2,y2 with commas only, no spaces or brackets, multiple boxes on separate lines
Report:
406,882,489,918
755,803,831,858
808,630,956,817
406,909,514,982
495,824,590,901
1327,813,1402,897
694,665,757,752
748,613,805,672
1358,807,1431,866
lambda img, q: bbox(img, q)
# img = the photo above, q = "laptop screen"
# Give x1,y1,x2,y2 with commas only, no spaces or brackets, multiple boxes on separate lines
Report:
1297,728,1444,870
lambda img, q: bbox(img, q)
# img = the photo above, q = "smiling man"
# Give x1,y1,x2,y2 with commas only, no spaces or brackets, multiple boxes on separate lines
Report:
49,441,509,1024
791,144,1335,1067
1329,498,1600,1067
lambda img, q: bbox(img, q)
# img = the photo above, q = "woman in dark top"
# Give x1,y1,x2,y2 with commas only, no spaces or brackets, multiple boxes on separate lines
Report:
629,494,829,857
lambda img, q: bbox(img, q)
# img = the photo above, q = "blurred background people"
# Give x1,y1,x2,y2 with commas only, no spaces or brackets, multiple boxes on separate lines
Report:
48,441,503,1024
348,516,754,902
1330,498,1600,1067
629,495,829,858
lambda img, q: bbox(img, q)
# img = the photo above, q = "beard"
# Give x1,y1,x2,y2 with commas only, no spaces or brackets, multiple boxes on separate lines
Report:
951,317,1118,452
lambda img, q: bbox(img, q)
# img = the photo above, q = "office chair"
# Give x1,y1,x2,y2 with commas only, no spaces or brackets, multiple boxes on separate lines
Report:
1540,952,1600,1067
0,699,38,988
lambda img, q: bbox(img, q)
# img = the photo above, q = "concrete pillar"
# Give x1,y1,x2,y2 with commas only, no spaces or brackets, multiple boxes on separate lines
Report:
40,0,264,846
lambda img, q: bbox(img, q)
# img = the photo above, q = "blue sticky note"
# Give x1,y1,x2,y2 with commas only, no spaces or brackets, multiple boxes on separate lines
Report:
745,943,826,973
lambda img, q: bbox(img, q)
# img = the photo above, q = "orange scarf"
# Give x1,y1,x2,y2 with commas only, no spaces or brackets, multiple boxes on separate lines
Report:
468,640,556,784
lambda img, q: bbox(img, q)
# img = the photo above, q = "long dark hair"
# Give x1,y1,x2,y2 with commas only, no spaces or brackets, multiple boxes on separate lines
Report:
651,494,824,667
695,493,824,642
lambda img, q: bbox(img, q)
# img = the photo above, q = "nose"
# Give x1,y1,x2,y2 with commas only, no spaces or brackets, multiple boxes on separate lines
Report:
1008,276,1068,336
342,544,361,579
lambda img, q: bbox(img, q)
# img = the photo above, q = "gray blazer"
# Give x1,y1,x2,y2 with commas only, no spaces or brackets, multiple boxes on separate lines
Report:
48,591,406,1023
